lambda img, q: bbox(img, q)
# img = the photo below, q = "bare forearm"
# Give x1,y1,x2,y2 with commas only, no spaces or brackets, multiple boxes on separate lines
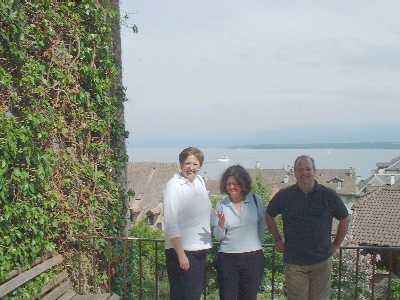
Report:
266,213,285,252
333,216,350,247
170,237,185,257
266,213,282,242
170,237,190,270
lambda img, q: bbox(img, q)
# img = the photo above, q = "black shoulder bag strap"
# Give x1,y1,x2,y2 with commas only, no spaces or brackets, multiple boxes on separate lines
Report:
252,193,259,210
253,193,262,223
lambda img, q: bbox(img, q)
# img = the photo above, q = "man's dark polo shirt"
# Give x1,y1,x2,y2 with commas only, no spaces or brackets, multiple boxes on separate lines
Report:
266,182,349,265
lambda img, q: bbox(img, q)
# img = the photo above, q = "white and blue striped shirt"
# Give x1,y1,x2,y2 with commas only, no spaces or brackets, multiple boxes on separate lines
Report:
213,192,265,253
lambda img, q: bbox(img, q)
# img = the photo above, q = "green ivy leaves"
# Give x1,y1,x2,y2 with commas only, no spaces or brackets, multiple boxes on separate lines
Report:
0,0,126,298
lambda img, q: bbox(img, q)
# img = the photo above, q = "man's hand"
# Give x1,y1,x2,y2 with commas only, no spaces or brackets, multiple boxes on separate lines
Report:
332,216,349,256
331,243,341,256
275,239,285,252
266,213,285,252
178,252,190,271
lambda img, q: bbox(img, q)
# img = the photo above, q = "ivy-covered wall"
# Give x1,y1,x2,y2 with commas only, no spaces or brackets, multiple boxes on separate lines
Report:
0,0,127,297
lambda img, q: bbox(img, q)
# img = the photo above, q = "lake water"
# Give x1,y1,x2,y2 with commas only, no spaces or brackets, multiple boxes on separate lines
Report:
127,147,400,180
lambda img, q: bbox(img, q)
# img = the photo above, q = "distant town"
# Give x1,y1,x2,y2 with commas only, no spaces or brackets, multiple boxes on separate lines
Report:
127,155,400,232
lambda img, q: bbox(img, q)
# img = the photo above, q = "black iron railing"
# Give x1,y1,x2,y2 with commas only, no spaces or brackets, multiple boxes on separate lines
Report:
335,245,400,300
74,237,400,300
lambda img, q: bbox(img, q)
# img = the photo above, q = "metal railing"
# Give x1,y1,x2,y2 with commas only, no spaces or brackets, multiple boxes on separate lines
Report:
335,245,400,300
74,237,400,300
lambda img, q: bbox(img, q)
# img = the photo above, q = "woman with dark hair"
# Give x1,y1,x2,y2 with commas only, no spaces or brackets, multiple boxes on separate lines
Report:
213,165,265,300
163,147,212,300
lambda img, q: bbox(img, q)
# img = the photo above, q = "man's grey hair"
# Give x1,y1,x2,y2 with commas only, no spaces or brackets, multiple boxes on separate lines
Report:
294,155,316,171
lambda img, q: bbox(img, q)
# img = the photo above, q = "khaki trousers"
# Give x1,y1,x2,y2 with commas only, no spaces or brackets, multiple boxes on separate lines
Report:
285,258,332,300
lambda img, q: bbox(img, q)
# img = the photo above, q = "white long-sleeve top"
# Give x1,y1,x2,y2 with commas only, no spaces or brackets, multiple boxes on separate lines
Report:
163,173,212,251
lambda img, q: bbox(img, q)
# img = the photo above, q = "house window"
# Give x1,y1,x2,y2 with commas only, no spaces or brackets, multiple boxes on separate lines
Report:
130,211,139,222
147,214,155,225
337,181,342,190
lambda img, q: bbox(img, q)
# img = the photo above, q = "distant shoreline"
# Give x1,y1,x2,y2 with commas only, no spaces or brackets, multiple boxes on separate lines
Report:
232,142,400,150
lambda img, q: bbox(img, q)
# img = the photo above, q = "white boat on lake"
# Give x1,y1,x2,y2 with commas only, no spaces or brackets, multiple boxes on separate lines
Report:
217,155,230,163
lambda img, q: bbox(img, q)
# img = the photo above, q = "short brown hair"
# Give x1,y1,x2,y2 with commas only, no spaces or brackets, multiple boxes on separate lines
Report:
179,147,204,167
220,165,252,197
294,155,316,171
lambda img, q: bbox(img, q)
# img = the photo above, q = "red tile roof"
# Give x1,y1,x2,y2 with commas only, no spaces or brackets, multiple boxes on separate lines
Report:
247,168,358,196
352,186,400,246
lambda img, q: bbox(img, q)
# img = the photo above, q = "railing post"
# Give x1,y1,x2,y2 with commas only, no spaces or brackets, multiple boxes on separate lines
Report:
123,239,128,300
139,240,143,299
387,250,392,300
271,245,276,300
338,247,343,300
155,240,159,300
371,253,376,300
354,248,360,300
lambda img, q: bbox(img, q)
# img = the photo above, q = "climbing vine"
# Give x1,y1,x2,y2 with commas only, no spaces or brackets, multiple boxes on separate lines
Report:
0,0,127,297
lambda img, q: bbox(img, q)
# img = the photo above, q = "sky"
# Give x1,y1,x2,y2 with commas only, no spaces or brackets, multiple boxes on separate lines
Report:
120,0,400,148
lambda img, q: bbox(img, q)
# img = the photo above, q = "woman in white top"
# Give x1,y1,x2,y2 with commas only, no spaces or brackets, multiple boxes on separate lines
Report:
163,147,212,300
214,165,265,300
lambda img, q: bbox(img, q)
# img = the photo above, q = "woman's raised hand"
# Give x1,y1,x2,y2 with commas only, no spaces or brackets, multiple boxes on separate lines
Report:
217,210,225,229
